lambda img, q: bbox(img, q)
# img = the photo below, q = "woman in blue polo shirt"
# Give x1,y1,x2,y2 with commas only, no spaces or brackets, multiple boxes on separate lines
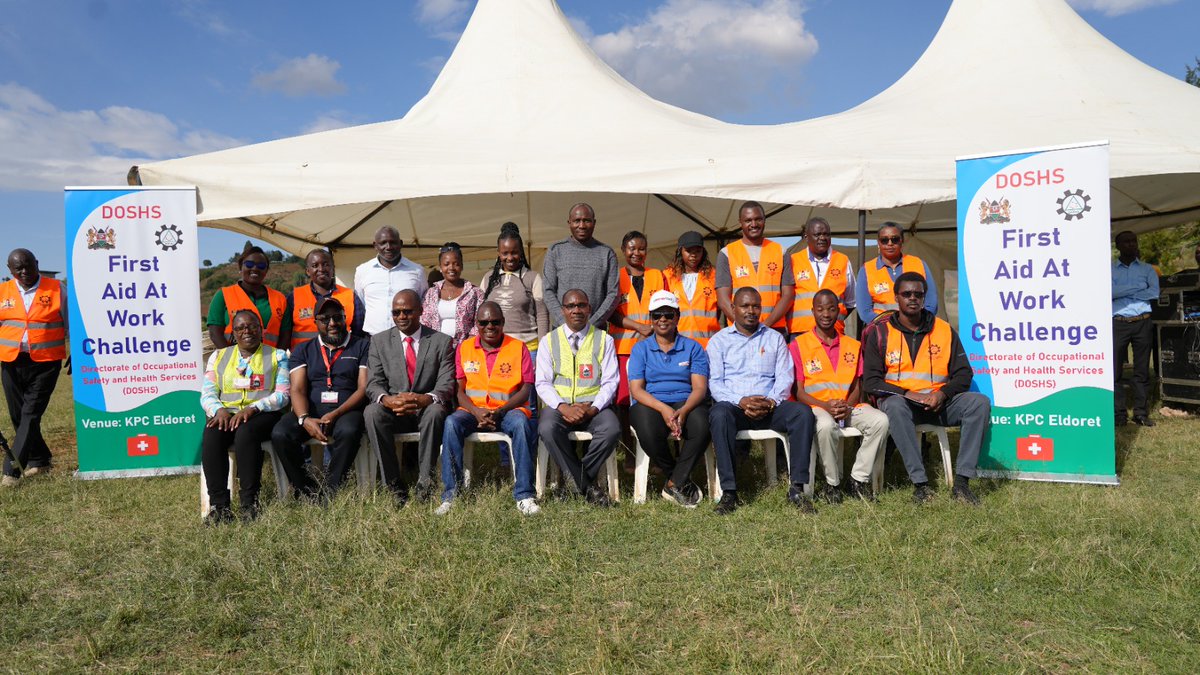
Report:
627,290,711,508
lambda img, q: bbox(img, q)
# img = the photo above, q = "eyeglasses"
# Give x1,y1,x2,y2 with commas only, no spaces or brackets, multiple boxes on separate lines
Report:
649,310,677,321
391,308,417,316
315,314,346,324
878,236,903,245
242,260,268,270
477,319,503,327
563,303,588,310
897,290,926,299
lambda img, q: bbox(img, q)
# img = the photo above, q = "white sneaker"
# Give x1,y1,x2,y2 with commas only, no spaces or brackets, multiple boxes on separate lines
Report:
516,498,541,515
0,475,17,488
434,500,453,516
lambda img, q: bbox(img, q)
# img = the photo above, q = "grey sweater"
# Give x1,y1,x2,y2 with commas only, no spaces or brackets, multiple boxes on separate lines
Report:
541,237,620,328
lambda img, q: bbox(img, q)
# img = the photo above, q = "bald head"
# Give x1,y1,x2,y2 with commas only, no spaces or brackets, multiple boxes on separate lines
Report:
7,249,38,288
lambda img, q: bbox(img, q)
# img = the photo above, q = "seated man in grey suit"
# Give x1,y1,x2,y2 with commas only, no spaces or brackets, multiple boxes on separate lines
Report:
365,289,454,505
535,289,621,507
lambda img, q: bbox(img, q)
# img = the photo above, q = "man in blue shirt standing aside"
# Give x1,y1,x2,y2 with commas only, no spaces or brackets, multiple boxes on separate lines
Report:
707,287,816,515
1111,230,1159,427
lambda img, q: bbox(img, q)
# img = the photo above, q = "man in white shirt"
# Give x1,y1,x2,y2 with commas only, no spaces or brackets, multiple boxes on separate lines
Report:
354,226,428,335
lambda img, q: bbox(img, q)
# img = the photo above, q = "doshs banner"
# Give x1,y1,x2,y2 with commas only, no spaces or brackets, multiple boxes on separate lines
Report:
66,187,204,478
957,142,1117,484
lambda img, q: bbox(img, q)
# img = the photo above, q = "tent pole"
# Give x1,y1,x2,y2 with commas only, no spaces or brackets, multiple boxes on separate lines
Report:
857,209,867,270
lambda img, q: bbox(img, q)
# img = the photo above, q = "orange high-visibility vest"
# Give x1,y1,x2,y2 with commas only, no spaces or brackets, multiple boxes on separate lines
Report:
0,278,66,362
725,239,786,329
291,284,356,349
883,318,952,393
662,267,720,348
458,335,530,416
789,250,850,335
222,284,287,348
610,268,665,355
865,254,925,317
795,331,859,404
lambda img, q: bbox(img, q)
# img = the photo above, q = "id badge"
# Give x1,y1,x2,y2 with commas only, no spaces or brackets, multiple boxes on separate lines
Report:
320,391,339,404
233,376,252,389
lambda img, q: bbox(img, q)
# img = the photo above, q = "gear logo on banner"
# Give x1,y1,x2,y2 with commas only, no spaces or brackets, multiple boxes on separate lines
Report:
155,224,183,251
1056,189,1092,221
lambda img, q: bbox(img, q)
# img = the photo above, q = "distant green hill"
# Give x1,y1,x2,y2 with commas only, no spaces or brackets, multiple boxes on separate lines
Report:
198,260,306,318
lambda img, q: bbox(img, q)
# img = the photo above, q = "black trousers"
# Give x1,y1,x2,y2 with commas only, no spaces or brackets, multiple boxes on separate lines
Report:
1113,316,1154,420
2,354,61,477
538,407,620,493
271,409,365,495
629,400,711,487
364,401,446,495
201,410,283,509
709,400,815,492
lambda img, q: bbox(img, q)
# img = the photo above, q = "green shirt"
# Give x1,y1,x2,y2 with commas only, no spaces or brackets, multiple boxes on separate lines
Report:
206,285,293,334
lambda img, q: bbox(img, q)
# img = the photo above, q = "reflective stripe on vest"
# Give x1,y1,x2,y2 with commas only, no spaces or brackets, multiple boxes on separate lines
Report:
610,268,665,355
725,239,786,329
883,319,951,393
663,268,720,348
795,331,859,404
549,326,605,403
865,255,924,317
459,335,530,416
215,344,280,409
222,284,287,348
0,278,67,362
789,250,850,334
291,284,355,349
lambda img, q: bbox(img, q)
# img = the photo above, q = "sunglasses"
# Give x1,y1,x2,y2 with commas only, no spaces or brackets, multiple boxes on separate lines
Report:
391,308,417,316
878,236,903,245
897,290,926,299
649,310,677,321
315,314,346,324
477,319,503,327
563,303,588,310
242,260,268,270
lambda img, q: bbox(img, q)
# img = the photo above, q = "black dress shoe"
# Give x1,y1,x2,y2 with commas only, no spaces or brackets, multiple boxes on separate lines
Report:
585,484,613,508
413,482,435,503
1132,415,1156,427
821,483,844,505
238,502,261,523
912,483,936,505
203,505,234,526
951,479,981,506
714,490,738,515
846,479,876,502
787,486,817,514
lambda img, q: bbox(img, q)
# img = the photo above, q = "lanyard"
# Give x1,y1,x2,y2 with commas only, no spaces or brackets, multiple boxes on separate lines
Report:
321,345,344,388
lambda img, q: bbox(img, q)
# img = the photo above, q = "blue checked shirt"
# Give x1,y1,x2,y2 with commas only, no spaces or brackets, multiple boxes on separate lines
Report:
706,324,793,405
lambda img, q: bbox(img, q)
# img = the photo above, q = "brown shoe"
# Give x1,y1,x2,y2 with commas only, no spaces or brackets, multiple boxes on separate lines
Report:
1,475,19,488
23,466,48,477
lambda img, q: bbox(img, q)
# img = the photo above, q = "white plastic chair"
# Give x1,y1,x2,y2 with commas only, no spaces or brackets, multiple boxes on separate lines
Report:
462,431,516,488
630,426,719,505
915,423,954,486
198,441,289,518
303,436,378,494
372,431,423,487
735,429,818,496
535,431,619,502
809,426,887,495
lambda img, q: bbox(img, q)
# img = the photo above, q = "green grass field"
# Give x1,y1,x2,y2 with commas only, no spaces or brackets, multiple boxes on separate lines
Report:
1,372,1197,671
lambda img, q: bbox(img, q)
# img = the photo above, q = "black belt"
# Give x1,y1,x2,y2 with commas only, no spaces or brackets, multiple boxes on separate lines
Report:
1113,313,1150,323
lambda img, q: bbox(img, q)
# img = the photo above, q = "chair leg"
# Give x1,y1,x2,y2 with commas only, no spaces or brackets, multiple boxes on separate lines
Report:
805,441,817,497
764,438,778,487
705,447,722,502
633,444,650,504
463,442,474,490
872,443,885,494
354,438,374,495
936,428,953,487
604,451,620,502
199,467,209,518
535,442,549,499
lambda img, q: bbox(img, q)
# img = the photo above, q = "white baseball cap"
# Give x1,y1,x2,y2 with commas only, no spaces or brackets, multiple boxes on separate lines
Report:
647,290,679,312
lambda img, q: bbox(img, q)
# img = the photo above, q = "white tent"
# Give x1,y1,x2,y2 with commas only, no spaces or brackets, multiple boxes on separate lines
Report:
134,0,1200,276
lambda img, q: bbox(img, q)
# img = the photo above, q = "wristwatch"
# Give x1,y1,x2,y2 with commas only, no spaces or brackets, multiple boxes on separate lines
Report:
298,414,310,426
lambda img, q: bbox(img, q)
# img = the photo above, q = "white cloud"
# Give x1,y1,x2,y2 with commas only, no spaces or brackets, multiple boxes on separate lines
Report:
302,112,355,135
1067,0,1178,16
0,82,242,191
584,0,818,116
252,54,347,98
417,0,470,28
175,0,251,40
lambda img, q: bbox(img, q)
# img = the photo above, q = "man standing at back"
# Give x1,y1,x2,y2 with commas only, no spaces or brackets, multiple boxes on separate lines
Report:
355,226,428,336
0,249,67,485
855,222,938,325
288,248,365,348
542,203,620,330
1111,230,1158,427
716,201,795,335
788,217,855,338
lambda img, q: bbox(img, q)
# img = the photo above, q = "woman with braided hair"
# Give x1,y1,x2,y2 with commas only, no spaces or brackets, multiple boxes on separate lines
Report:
480,222,549,353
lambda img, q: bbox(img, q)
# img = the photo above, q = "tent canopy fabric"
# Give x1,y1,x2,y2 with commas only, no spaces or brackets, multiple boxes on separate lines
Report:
134,0,1200,274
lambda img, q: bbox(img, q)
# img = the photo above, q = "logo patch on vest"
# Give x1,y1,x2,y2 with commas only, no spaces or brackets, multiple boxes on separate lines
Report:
766,262,779,274
0,299,13,310
843,352,857,365
499,362,512,375
36,294,51,307
795,270,811,282
299,307,313,320
872,282,891,295
578,364,594,379
463,360,481,374
886,350,902,366
829,268,842,278
804,358,823,375
929,345,942,357
734,265,751,279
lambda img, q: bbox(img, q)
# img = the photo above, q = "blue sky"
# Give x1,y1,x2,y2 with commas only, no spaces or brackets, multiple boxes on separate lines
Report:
1,0,1195,273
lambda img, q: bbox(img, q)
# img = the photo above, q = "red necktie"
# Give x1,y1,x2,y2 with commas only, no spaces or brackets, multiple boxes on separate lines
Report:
404,336,416,385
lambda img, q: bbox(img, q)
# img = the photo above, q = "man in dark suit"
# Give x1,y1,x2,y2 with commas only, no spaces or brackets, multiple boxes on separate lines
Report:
364,289,454,505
